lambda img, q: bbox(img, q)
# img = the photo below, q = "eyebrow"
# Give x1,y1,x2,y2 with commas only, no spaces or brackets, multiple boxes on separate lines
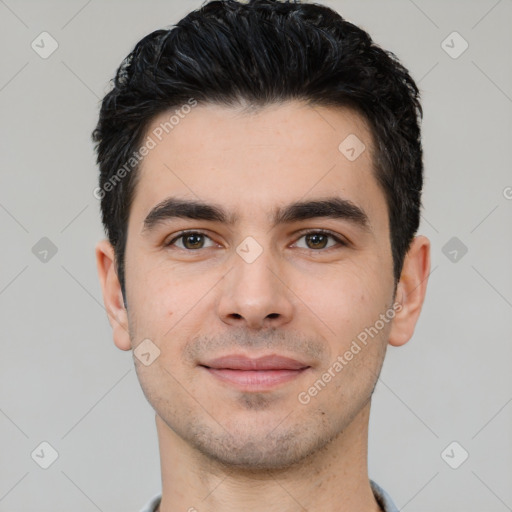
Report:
141,196,372,234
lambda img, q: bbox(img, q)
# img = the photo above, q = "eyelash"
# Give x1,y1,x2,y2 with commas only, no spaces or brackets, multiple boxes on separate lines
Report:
165,229,347,251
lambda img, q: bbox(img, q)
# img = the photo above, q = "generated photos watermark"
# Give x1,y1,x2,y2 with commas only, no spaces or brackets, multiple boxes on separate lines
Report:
298,301,403,405
93,98,198,200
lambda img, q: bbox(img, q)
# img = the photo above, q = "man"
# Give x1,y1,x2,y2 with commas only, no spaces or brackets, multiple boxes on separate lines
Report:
92,0,430,510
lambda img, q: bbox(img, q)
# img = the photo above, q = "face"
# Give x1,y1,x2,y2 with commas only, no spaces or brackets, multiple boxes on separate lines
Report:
117,101,399,469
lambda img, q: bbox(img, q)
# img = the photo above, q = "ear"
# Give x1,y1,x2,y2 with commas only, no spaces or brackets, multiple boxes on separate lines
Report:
95,239,131,351
388,235,431,347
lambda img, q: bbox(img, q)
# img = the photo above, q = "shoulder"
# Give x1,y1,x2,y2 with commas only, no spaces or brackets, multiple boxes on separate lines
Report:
138,492,162,512
370,480,399,512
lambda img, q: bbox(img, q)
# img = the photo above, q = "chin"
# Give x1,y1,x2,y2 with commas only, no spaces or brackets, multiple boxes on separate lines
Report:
188,421,332,471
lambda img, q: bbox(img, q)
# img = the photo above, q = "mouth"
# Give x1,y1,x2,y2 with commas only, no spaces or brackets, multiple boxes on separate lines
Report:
199,354,312,391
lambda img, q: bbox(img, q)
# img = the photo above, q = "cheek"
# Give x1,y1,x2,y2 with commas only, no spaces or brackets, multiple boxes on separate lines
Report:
125,259,179,340
294,264,383,331
130,262,220,358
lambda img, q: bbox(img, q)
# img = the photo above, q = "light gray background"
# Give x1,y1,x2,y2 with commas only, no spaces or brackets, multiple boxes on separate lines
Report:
1,0,511,511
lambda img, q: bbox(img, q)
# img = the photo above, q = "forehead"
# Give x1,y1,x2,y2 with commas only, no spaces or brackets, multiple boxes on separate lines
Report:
130,101,388,236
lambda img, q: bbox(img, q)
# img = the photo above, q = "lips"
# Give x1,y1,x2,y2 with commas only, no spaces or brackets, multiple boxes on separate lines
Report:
200,354,311,391
201,354,310,371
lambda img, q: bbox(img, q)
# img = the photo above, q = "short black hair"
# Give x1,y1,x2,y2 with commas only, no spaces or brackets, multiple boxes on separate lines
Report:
92,0,423,305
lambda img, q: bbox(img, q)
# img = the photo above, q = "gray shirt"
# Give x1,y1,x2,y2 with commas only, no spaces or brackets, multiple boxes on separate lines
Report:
138,479,399,512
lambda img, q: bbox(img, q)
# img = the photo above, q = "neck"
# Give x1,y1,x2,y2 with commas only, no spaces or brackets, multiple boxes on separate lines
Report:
155,401,382,512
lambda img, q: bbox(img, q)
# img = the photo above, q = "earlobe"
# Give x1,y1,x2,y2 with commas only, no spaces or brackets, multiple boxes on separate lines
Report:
95,239,132,351
388,235,431,347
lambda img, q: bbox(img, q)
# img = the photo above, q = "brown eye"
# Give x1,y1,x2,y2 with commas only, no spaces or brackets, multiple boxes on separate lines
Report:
166,232,215,250
305,233,329,249
182,233,205,249
294,231,346,251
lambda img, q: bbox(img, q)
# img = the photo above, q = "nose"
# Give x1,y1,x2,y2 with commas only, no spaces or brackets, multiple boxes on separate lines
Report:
216,243,294,330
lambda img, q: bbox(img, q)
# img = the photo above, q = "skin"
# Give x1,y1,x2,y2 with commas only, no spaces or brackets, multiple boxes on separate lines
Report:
96,100,430,512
